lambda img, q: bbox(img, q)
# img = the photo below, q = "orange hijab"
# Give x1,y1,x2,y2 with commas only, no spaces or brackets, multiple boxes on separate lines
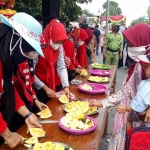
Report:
35,19,67,91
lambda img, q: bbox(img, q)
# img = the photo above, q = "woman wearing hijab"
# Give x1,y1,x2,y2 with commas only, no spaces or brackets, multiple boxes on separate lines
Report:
34,19,70,103
89,23,150,150
63,27,82,81
15,59,48,113
70,28,89,68
0,13,44,149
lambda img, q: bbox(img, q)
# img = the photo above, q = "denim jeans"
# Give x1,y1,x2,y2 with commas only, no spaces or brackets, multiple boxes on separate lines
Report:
96,41,99,55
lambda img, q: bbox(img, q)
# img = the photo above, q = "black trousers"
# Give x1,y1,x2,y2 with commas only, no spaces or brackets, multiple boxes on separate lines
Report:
34,84,63,105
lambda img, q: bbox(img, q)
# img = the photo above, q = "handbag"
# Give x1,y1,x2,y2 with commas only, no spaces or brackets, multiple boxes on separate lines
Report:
126,123,150,150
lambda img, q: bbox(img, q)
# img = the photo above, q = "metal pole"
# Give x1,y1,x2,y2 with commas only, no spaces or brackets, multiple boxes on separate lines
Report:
106,0,110,34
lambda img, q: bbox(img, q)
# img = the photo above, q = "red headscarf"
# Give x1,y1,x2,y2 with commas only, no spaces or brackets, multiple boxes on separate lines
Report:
123,23,150,82
35,19,67,91
123,23,150,47
70,28,88,42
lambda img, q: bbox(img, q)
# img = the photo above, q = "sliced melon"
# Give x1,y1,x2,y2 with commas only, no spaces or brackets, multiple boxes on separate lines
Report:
33,143,46,150
29,128,46,137
25,136,38,144
84,106,98,115
45,141,53,150
59,94,69,104
80,69,88,77
53,143,65,150
37,108,52,119
24,144,32,148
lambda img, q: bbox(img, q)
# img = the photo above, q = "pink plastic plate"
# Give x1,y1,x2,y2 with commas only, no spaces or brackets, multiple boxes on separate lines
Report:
58,116,97,135
90,69,112,77
78,83,108,95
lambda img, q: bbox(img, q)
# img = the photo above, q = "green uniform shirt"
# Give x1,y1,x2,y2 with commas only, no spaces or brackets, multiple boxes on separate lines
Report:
104,32,123,52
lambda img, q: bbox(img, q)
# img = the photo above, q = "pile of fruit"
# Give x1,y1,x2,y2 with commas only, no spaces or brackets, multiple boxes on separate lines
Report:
32,142,73,150
84,106,98,115
64,101,89,113
24,128,46,148
91,63,110,69
64,101,98,116
80,69,88,77
61,112,94,130
24,128,73,150
80,83,93,91
88,76,109,82
0,0,17,19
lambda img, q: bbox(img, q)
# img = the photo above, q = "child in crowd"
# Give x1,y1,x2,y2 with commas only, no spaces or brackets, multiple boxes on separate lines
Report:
89,53,150,132
116,54,150,132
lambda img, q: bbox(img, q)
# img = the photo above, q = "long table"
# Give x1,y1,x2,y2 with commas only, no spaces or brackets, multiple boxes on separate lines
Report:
75,65,117,94
0,65,117,150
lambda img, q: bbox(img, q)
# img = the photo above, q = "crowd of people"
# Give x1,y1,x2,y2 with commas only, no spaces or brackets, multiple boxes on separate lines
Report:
0,12,150,150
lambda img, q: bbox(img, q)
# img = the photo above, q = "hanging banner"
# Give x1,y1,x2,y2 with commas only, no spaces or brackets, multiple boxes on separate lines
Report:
101,15,125,23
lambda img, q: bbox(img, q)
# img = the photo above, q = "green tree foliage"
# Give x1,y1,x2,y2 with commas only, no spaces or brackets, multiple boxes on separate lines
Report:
147,6,150,23
15,0,42,17
82,9,95,17
102,1,122,16
130,17,143,27
60,0,82,23
15,0,91,22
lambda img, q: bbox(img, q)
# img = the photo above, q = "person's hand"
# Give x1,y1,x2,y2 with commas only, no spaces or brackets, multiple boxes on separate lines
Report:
63,87,70,99
75,68,82,74
144,108,150,122
25,113,42,134
103,52,107,58
1,128,23,149
34,100,48,111
119,52,122,59
116,106,127,114
89,99,102,108
45,87,56,98
64,57,70,68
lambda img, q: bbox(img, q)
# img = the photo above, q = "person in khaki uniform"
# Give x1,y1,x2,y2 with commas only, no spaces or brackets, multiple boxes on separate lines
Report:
103,22,123,65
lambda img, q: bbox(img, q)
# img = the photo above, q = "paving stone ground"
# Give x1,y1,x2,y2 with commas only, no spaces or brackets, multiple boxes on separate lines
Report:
95,48,127,150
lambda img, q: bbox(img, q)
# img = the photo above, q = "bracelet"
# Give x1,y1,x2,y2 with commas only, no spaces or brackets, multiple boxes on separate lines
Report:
24,112,32,120
33,97,38,101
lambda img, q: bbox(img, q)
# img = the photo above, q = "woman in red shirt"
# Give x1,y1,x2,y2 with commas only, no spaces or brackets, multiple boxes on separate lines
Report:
70,28,89,68
0,13,43,149
63,27,82,81
35,19,70,103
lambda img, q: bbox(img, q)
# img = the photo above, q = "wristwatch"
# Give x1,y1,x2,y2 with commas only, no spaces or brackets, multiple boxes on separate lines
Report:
33,97,38,101
24,112,32,120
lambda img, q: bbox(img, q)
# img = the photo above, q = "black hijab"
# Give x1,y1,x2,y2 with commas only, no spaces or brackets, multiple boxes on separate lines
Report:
0,23,35,123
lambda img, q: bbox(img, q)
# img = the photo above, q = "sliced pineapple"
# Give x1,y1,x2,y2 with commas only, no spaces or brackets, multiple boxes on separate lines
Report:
29,128,46,137
33,143,46,150
80,69,88,77
59,94,69,104
24,144,32,148
25,136,38,144
37,108,52,119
